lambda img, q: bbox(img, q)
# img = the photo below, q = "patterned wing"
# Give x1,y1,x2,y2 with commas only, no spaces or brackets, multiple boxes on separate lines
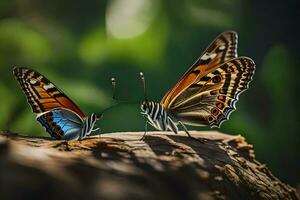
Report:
170,57,255,127
37,109,83,140
161,31,238,107
13,67,85,117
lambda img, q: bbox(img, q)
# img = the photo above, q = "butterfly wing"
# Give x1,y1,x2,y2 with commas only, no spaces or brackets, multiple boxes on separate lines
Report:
169,57,255,127
161,31,238,107
13,67,85,117
37,108,84,140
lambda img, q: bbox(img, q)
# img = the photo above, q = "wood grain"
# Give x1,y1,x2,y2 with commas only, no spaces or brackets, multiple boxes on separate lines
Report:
0,131,298,200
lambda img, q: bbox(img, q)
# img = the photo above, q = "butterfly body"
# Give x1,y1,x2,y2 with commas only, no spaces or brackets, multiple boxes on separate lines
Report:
141,101,179,133
14,67,100,140
141,31,255,135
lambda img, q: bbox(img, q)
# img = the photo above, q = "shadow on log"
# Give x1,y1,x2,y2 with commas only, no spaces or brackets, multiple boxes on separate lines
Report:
0,130,298,200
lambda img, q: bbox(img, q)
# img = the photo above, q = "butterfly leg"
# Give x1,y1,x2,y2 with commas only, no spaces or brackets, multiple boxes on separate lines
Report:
92,127,100,132
178,121,205,143
140,122,148,141
178,121,192,137
167,117,179,134
89,127,101,138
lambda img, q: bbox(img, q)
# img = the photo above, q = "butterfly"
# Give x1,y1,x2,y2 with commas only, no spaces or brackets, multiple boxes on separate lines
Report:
140,31,255,138
13,67,101,140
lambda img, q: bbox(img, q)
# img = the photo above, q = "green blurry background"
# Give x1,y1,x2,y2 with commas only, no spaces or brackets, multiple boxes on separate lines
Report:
0,0,299,186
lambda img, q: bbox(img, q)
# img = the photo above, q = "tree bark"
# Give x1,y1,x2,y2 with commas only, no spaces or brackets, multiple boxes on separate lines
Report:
0,130,298,200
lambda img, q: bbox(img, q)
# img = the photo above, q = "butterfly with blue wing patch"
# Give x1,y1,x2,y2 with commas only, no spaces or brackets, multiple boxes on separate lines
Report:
13,67,101,140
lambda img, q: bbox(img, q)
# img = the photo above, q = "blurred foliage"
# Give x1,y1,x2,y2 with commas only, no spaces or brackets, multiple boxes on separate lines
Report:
0,0,299,185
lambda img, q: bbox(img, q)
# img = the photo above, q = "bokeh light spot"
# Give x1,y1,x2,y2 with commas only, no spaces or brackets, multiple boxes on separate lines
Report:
106,0,158,39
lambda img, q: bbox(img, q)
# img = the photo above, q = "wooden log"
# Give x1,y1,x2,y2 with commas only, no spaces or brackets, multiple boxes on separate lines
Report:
0,130,298,200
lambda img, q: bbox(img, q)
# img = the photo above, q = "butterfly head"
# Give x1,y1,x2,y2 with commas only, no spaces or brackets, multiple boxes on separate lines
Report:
90,113,102,130
140,101,150,114
81,113,102,139
93,113,103,120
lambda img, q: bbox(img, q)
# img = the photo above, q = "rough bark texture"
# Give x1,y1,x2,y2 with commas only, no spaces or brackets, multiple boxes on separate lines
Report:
0,130,298,200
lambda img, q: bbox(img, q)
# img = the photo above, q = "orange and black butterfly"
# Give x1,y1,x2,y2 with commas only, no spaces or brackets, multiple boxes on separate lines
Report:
13,67,101,140
140,31,255,138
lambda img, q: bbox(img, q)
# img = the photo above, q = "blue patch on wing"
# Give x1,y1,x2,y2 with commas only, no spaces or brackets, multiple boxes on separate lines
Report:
37,109,83,140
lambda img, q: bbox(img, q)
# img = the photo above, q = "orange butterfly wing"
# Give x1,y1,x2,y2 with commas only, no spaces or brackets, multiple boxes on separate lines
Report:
170,57,255,127
13,67,85,118
161,31,238,108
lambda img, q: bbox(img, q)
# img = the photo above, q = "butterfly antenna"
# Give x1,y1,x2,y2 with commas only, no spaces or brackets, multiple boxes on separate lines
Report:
93,78,119,117
111,77,117,101
110,77,137,104
99,105,117,115
140,72,147,102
